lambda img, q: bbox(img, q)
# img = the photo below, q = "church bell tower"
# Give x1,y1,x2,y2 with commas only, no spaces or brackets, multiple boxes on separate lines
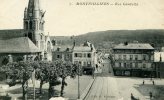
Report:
23,0,45,49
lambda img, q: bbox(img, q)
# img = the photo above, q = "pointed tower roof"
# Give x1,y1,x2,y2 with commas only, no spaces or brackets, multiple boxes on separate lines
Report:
34,0,40,10
28,0,40,12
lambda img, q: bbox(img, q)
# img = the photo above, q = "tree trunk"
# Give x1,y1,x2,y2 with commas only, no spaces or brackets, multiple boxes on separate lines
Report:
48,82,53,99
22,81,28,100
39,80,43,94
60,77,66,97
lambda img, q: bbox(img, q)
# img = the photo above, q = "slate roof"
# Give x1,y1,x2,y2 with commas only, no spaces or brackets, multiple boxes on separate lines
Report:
73,46,92,52
0,37,41,53
113,43,154,50
53,45,73,52
0,29,24,39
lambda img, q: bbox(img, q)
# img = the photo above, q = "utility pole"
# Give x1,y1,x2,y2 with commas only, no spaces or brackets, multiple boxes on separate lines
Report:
32,69,36,100
78,63,80,99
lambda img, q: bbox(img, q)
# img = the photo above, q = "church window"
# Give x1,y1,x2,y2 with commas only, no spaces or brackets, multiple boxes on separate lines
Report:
42,23,44,30
36,21,38,30
47,41,51,53
25,21,28,29
39,22,42,30
29,21,32,29
28,32,33,41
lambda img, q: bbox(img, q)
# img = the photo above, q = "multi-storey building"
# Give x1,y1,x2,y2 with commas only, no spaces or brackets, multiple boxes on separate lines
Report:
154,52,164,78
73,41,97,74
113,43,155,77
52,41,97,74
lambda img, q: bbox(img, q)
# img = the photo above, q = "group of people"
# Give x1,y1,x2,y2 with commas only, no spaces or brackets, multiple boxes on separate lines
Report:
142,80,155,85
131,79,155,100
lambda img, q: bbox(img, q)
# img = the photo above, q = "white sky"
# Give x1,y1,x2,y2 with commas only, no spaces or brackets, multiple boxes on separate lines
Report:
0,0,164,36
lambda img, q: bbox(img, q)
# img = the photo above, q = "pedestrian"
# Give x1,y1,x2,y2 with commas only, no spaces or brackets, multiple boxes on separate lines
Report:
149,92,153,99
96,64,98,71
152,80,155,85
143,80,144,85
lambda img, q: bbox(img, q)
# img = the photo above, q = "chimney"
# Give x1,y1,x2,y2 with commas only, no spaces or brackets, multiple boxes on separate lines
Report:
124,42,128,45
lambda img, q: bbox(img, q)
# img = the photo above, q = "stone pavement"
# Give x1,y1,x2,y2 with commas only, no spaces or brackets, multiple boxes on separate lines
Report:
84,77,121,100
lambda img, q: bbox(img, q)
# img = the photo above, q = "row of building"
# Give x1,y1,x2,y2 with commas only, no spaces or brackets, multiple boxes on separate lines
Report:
112,42,164,78
52,41,98,74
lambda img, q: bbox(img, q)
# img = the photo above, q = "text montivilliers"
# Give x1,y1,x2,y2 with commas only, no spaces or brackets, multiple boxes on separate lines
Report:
76,2,110,5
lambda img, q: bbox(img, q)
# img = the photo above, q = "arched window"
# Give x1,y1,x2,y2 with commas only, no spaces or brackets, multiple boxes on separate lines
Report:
42,23,44,30
47,41,51,53
25,21,28,29
39,22,42,30
28,32,33,40
36,21,38,30
29,21,32,29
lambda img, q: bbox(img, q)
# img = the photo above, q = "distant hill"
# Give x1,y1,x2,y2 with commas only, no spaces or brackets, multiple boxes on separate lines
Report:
51,29,164,50
50,36,74,45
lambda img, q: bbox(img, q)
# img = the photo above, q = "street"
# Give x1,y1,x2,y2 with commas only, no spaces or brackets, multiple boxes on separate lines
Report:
84,77,121,100
85,57,121,100
84,57,164,100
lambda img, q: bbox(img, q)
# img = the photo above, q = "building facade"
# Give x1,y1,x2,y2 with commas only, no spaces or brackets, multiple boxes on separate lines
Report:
23,0,52,61
52,46,73,62
154,52,164,78
113,43,155,77
72,41,97,74
52,41,98,74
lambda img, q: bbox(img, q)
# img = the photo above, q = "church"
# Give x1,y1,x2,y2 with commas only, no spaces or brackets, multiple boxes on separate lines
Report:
0,0,52,66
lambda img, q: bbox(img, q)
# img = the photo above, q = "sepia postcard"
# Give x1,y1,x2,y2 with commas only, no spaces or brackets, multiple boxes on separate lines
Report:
0,0,164,100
